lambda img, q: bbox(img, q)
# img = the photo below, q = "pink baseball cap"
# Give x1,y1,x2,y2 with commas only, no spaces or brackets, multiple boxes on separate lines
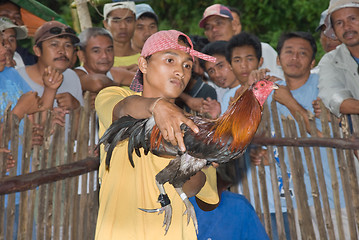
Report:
199,4,233,28
130,30,216,92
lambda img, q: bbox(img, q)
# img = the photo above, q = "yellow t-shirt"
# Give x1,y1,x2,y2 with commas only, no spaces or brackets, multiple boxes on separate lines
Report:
95,86,218,240
113,54,141,67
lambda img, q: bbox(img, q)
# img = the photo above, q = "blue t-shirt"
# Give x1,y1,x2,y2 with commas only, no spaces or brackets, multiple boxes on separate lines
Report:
190,191,269,240
246,73,345,212
0,67,32,115
220,84,242,115
0,67,32,206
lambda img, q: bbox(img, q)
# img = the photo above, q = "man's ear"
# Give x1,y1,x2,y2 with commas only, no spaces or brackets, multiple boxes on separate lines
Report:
138,56,148,74
103,20,109,30
310,59,316,69
258,57,264,68
33,45,41,57
276,55,281,67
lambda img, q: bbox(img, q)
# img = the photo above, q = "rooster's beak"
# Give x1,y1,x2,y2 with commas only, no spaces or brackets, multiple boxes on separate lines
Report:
272,83,279,90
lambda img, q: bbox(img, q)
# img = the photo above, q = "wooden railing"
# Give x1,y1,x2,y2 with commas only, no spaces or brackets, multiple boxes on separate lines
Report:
0,98,358,239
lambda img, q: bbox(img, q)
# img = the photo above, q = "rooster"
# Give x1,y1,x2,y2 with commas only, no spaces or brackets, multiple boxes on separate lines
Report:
98,79,277,234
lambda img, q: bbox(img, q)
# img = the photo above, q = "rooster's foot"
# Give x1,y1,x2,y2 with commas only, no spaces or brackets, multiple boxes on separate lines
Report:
139,181,173,235
139,195,173,234
175,188,198,234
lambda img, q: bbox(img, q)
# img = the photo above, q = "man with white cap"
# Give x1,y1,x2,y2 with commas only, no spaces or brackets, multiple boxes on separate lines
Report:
103,1,140,70
0,17,27,68
316,9,341,53
318,0,359,117
132,3,158,53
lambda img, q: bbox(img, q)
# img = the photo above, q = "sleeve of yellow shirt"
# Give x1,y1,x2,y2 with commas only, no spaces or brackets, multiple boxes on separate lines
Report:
196,166,219,204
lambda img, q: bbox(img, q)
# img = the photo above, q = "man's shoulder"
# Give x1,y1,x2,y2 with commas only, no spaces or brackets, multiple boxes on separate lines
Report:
63,68,80,79
98,86,138,98
1,67,25,81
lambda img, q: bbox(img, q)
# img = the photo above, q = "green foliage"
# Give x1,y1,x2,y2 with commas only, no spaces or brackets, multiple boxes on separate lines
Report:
39,0,329,62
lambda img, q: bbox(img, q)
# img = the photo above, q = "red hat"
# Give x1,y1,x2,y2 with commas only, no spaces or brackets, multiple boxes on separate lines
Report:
130,30,216,92
199,4,233,28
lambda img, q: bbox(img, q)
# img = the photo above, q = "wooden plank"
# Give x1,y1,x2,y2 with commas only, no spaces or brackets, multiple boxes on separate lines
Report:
258,162,272,239
341,115,359,238
37,111,53,239
297,114,327,239
272,101,297,240
18,116,32,240
0,105,11,240
26,112,42,240
63,110,77,240
6,115,20,240
283,116,315,239
263,102,286,240
332,115,356,239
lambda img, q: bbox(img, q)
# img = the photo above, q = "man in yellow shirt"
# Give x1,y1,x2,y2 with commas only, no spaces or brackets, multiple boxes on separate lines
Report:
95,30,219,239
103,1,140,69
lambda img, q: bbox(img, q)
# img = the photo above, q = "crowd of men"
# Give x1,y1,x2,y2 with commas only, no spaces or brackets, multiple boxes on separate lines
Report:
1,0,359,239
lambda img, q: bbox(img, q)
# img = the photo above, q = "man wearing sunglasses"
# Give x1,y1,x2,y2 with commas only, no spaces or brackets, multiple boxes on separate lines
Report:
17,21,83,110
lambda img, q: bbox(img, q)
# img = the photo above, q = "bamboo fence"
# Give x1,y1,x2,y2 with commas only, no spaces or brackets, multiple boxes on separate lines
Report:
0,97,358,239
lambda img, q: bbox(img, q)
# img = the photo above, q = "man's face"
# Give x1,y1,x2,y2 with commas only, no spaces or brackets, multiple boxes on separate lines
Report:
204,16,234,42
320,28,341,52
0,34,7,72
3,28,16,58
78,35,114,75
230,46,261,85
132,17,158,51
142,49,193,99
277,37,314,80
103,8,136,45
230,11,242,35
35,37,75,73
332,7,359,48
0,2,23,26
205,54,238,88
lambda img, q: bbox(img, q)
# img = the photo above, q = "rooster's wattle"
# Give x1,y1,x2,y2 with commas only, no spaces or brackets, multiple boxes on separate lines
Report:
98,79,277,234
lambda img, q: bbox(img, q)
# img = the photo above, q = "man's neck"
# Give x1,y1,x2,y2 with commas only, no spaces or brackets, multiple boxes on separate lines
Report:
114,41,137,57
348,45,359,58
285,72,310,91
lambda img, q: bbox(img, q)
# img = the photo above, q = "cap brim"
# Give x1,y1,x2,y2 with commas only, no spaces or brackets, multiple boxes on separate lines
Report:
37,33,80,45
199,14,230,28
14,26,28,40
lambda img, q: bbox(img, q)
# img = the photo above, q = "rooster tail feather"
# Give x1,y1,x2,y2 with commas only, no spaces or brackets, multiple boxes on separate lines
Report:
99,115,145,169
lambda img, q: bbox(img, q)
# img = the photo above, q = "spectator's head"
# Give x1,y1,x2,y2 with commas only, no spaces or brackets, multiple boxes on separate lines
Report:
325,0,359,48
200,41,239,89
129,30,216,93
103,1,136,45
0,17,27,58
77,27,114,75
277,32,317,80
228,6,242,35
316,9,341,52
0,31,8,71
199,4,235,42
132,4,158,52
0,1,23,26
34,21,79,73
226,32,263,85
189,35,209,77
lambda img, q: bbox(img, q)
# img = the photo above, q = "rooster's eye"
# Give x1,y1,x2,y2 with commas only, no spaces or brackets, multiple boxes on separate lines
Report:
260,83,265,87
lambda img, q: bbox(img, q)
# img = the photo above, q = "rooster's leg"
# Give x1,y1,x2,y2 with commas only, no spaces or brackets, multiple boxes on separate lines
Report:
175,187,198,233
139,180,172,235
